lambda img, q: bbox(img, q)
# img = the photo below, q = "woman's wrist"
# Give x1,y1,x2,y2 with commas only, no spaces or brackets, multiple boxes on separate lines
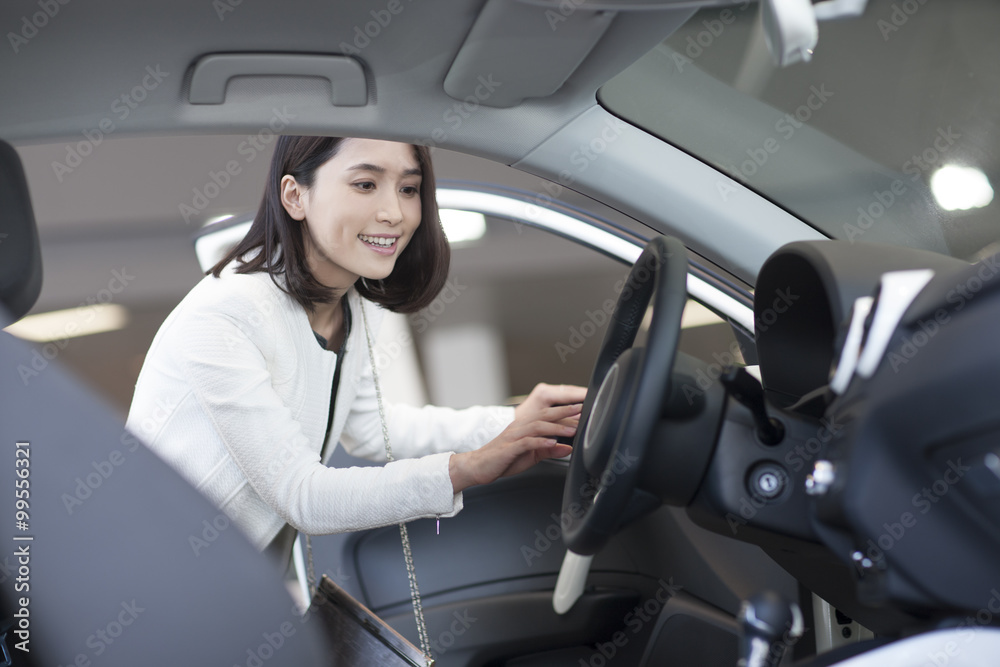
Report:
449,451,477,493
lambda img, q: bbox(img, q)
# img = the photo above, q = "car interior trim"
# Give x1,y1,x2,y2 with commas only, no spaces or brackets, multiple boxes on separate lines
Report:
513,105,827,284
187,53,369,106
828,296,873,395
437,187,757,333
551,551,594,614
443,0,616,108
854,269,934,379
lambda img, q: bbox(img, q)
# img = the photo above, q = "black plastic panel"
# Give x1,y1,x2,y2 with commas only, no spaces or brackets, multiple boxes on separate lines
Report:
754,241,964,409
0,326,330,666
354,464,638,611
641,590,740,665
382,589,642,666
814,255,1000,615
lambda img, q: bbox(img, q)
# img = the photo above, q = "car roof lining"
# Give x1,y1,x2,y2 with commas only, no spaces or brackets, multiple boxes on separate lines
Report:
0,1,694,163
0,0,824,283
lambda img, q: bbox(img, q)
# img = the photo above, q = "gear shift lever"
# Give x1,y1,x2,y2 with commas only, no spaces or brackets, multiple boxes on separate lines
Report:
738,591,803,667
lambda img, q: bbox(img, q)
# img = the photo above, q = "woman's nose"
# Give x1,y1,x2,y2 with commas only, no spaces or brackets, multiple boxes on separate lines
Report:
377,192,403,224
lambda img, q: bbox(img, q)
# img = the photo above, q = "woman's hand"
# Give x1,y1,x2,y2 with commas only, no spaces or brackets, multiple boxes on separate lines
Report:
449,402,582,493
513,383,588,424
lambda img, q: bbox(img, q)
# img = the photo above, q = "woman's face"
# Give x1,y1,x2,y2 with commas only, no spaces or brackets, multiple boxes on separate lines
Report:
281,138,423,288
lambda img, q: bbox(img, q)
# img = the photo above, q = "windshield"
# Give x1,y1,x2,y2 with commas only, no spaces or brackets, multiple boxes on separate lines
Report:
599,0,999,262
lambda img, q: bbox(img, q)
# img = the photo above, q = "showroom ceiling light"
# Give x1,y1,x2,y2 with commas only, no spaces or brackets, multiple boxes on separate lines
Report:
4,303,129,342
930,165,994,211
205,213,235,226
439,208,487,244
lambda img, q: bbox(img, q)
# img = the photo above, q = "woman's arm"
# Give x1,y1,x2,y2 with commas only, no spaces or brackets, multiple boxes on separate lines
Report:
179,309,462,535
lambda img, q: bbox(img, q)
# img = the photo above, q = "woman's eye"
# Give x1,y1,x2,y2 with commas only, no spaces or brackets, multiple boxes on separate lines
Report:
401,185,419,196
355,181,376,191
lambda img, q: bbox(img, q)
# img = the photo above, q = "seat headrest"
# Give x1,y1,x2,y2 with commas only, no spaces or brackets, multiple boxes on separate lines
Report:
0,139,42,327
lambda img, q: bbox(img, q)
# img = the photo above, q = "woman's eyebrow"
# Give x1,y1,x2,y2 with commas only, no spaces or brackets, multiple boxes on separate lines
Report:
347,163,422,177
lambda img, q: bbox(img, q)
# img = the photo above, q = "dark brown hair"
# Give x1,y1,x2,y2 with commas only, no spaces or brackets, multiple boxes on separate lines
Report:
209,136,450,314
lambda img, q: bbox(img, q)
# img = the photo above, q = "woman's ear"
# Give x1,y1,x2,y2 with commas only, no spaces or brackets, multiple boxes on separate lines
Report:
280,175,307,221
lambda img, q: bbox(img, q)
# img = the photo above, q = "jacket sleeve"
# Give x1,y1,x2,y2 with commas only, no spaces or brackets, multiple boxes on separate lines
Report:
179,308,462,535
339,344,516,462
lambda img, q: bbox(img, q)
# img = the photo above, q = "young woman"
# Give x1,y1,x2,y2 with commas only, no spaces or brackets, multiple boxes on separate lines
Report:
126,136,584,569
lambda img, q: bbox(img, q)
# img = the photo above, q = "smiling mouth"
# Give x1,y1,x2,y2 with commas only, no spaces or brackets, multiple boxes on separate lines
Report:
358,233,398,249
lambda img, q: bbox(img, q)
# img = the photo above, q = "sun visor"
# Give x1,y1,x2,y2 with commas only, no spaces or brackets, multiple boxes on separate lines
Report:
443,0,616,108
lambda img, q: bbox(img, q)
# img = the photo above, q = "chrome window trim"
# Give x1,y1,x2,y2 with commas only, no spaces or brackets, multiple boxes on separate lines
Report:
437,187,756,334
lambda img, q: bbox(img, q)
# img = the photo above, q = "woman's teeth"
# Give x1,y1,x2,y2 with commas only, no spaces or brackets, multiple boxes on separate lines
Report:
359,234,395,247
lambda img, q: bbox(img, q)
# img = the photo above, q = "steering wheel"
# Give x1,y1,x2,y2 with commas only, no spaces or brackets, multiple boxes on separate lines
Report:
561,235,688,555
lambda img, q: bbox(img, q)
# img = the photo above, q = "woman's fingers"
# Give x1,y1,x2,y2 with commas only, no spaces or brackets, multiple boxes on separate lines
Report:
547,383,588,406
496,438,574,479
509,406,581,439
534,441,573,459
533,382,588,406
538,402,583,421
452,402,585,492
514,383,588,421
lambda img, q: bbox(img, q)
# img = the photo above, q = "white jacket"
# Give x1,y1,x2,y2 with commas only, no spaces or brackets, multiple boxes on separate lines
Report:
126,264,513,550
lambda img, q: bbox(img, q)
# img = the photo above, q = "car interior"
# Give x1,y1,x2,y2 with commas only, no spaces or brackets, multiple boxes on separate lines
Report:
2,0,999,666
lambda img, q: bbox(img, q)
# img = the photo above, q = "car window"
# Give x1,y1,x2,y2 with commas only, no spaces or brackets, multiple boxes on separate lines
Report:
398,217,744,409
599,0,999,262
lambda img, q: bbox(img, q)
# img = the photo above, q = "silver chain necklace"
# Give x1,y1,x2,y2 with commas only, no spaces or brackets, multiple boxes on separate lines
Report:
306,298,434,666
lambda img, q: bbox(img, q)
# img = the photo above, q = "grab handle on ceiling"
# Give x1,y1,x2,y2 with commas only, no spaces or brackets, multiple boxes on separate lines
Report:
188,53,368,106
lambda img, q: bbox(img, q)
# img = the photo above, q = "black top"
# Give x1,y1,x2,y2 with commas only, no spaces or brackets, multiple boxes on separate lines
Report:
315,298,352,461
312,298,352,352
